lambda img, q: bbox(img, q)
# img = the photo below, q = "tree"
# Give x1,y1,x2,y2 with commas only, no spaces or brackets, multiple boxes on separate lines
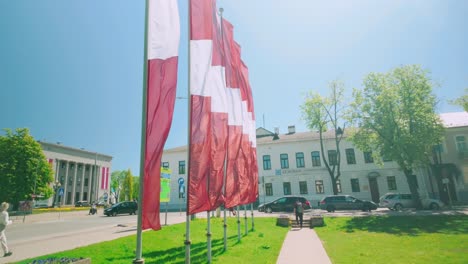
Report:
301,80,348,195
449,88,468,111
349,65,445,208
0,128,54,209
121,169,134,201
110,170,126,202
132,176,140,201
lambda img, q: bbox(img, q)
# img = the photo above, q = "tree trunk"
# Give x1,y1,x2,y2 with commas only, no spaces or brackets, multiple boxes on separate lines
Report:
403,169,423,209
331,177,338,195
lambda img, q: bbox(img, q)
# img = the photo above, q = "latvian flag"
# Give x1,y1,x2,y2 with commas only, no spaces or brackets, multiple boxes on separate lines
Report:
142,0,180,231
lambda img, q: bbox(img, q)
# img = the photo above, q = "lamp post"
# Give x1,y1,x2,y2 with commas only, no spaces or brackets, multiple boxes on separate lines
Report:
52,181,61,208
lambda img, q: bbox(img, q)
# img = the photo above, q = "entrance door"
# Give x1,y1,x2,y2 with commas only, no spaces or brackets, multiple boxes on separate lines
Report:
368,178,380,203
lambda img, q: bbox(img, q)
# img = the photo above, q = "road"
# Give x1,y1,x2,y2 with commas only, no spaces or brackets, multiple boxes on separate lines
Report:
2,206,467,263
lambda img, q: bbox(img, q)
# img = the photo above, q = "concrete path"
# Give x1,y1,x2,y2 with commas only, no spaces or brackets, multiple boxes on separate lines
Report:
277,228,332,264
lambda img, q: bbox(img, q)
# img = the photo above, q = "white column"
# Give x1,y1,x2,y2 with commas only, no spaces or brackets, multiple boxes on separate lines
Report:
62,161,69,206
87,165,92,202
71,163,78,204
80,164,85,201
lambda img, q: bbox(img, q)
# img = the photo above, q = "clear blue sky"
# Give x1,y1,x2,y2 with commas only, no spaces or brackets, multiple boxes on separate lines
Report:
1,0,466,175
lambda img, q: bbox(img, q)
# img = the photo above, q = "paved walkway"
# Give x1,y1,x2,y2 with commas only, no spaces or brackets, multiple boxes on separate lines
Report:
277,227,332,264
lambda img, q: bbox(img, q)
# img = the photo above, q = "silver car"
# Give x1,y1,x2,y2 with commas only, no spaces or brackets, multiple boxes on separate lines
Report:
379,193,444,210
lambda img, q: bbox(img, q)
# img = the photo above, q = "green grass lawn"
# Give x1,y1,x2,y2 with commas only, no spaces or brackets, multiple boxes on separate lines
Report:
16,215,468,264
18,217,289,264
315,215,468,264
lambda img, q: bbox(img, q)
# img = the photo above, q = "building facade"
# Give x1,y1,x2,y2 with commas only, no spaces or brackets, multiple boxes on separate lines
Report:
39,141,113,206
161,112,468,210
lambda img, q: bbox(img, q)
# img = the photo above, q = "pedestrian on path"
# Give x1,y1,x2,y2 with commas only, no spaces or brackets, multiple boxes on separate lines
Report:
0,202,13,257
294,199,304,228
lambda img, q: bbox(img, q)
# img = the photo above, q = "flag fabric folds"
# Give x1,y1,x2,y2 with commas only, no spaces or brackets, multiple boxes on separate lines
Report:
142,0,180,230
188,0,258,214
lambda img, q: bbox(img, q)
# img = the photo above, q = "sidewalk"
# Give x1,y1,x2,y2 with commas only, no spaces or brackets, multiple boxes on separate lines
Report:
276,227,332,264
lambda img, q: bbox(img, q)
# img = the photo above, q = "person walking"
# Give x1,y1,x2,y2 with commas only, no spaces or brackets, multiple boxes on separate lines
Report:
294,199,304,229
0,202,13,257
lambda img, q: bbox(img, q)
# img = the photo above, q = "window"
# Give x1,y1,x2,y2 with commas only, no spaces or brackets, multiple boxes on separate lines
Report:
311,151,321,167
351,179,360,192
265,183,273,196
387,176,397,190
263,155,271,170
280,154,289,169
364,151,374,163
432,144,444,154
296,152,305,168
61,162,66,169
456,136,467,152
315,180,324,194
84,178,89,187
381,151,392,162
162,162,169,169
345,148,356,164
283,182,291,195
328,150,337,166
179,161,185,174
299,181,308,194
336,180,342,193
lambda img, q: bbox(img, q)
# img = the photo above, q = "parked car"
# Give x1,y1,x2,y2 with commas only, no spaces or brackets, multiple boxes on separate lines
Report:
379,193,444,210
319,195,378,212
258,196,311,213
104,201,138,216
74,201,90,207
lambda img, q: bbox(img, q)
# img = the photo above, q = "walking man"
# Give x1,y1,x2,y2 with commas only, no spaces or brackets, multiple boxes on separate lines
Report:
0,202,13,257
294,199,304,228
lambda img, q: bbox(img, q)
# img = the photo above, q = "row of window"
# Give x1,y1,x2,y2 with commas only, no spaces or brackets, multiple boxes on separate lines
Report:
264,176,397,196
165,136,466,175
263,149,380,170
164,149,376,174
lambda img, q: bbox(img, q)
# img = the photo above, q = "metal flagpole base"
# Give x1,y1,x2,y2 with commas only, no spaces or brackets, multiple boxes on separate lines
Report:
133,258,145,264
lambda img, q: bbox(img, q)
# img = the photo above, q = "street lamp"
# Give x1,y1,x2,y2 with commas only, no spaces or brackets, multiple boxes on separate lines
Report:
52,181,61,208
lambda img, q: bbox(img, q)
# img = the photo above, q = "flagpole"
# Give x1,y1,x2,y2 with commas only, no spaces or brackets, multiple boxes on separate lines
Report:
217,6,230,253
237,206,241,242
223,207,227,251
185,0,192,263
207,211,212,263
244,205,248,235
134,0,151,263
250,203,255,231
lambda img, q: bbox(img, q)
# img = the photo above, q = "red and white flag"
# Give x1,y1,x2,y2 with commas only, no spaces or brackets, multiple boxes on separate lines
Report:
101,167,109,190
188,0,229,214
142,0,180,230
188,0,258,212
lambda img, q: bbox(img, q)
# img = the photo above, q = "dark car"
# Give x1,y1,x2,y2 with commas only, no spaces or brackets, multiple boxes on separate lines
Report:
258,196,311,213
319,195,377,212
74,201,90,207
104,201,138,216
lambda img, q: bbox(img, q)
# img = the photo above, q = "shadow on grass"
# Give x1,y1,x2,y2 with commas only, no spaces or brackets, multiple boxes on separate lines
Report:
103,235,239,264
340,215,468,236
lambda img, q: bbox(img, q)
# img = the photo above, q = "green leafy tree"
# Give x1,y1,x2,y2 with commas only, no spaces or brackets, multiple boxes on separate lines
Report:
0,128,54,208
449,88,468,111
110,170,126,202
349,65,444,208
122,169,134,201
132,176,140,201
301,80,348,195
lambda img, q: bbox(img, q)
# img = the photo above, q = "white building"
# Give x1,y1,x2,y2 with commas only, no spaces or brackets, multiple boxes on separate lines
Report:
39,141,112,206
161,112,468,210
